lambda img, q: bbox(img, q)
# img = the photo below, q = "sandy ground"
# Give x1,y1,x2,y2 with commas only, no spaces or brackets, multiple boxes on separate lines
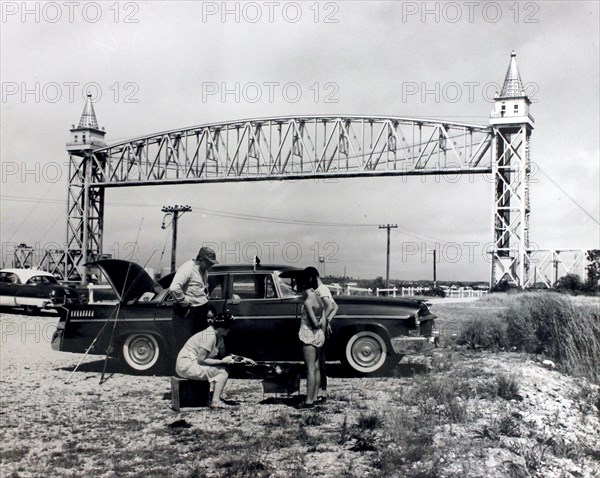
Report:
1,301,599,478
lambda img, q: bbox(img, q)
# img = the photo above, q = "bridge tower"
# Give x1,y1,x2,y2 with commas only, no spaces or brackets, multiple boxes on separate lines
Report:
65,93,107,283
489,51,534,287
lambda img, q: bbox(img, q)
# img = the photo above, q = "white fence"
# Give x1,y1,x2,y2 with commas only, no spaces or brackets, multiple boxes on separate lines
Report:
327,284,373,296
446,288,488,298
373,286,489,298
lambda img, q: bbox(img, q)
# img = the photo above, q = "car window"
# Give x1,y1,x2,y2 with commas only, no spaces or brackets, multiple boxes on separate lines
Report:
208,275,226,299
231,274,277,300
27,276,55,285
0,272,20,284
277,271,302,299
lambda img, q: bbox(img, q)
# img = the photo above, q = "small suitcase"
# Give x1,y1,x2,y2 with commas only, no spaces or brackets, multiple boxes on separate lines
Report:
171,376,210,411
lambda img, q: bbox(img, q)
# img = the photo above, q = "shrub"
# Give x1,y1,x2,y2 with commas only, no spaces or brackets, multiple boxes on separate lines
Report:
490,279,520,293
456,315,509,350
504,293,600,383
430,287,447,297
217,452,272,478
450,293,599,383
339,412,382,452
554,273,584,292
496,374,520,400
356,412,383,431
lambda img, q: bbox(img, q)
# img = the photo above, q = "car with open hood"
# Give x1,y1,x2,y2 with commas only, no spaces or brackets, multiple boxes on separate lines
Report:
51,259,437,375
0,268,83,314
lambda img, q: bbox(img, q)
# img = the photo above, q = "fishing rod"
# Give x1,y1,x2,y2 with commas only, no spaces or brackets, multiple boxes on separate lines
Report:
99,248,157,384
64,305,118,384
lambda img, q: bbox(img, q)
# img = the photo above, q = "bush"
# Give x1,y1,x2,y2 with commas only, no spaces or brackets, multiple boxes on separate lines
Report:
425,287,446,297
554,273,584,292
456,316,509,351
496,374,521,400
490,279,521,293
504,293,600,383
452,293,599,383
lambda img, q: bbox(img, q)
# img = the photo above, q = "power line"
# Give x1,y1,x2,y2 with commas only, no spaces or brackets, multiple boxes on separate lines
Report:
0,195,380,228
537,167,600,226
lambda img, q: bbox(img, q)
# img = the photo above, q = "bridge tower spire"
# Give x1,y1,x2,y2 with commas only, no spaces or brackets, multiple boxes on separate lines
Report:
65,93,107,283
489,51,534,288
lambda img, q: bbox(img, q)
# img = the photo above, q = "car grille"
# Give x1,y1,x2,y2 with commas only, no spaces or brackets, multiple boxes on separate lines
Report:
70,309,95,317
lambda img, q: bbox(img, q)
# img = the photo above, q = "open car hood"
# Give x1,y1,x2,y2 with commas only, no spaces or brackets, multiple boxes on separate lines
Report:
86,260,158,303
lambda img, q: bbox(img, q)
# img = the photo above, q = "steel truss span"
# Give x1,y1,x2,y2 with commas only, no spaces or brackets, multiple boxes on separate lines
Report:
89,116,493,187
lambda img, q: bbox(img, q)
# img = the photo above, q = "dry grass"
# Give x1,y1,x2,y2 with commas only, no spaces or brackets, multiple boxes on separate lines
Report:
2,299,600,477
452,293,600,383
505,293,600,383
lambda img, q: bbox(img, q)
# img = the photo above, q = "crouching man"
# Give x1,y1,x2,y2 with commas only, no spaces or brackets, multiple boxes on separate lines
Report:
175,307,256,408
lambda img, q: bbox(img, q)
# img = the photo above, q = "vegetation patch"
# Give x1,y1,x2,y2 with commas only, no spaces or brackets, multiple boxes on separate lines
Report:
454,293,600,383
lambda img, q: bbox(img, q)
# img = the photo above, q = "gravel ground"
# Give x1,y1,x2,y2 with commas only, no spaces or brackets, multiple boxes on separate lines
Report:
1,301,599,478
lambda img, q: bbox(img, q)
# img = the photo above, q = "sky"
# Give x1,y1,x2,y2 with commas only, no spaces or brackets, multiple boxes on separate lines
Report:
1,1,598,283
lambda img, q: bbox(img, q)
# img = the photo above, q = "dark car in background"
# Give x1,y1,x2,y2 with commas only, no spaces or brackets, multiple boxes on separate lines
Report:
51,260,437,375
0,268,83,314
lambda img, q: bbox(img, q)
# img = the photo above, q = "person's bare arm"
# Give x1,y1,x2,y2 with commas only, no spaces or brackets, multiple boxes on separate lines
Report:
230,354,257,365
196,348,235,366
303,295,321,329
326,297,339,321
321,296,338,321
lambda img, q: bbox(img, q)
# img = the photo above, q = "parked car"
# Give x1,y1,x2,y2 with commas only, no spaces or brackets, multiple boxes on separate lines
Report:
0,268,83,314
51,259,437,375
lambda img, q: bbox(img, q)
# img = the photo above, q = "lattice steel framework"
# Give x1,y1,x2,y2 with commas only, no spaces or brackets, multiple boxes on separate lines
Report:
91,116,493,186
525,249,588,288
489,123,532,286
65,115,495,283
488,51,535,287
65,150,105,281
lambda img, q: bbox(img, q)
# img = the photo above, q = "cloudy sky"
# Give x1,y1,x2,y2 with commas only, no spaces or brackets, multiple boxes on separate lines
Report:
1,1,598,282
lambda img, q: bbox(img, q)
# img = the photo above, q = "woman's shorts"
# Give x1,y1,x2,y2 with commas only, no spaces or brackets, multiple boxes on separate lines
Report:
176,360,227,381
299,324,325,348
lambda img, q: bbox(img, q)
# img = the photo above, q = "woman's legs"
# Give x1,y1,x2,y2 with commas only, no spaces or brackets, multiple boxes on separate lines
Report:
313,352,321,403
303,344,319,404
211,369,229,405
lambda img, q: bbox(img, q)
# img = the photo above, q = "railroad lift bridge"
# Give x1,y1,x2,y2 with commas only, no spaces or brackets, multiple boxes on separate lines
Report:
40,52,588,287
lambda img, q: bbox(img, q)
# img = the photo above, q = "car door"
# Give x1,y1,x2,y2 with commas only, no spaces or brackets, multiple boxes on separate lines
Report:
224,272,302,361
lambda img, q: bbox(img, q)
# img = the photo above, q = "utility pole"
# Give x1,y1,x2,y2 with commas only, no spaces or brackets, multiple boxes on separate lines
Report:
426,248,438,288
431,249,437,288
379,224,398,289
161,205,191,273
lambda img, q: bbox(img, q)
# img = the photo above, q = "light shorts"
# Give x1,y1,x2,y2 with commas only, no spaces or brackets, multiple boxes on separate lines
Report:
299,323,325,348
176,359,227,381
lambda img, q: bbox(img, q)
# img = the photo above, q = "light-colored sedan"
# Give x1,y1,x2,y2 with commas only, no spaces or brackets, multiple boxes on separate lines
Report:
0,268,83,314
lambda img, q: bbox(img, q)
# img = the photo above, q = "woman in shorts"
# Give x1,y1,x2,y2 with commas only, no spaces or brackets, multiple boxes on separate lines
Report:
297,273,325,408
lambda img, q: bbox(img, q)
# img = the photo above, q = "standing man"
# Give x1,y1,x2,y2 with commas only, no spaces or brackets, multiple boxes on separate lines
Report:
170,246,219,352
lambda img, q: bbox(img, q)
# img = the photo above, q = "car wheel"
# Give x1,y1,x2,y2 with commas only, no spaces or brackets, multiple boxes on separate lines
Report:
122,333,163,374
24,305,40,315
343,330,391,375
